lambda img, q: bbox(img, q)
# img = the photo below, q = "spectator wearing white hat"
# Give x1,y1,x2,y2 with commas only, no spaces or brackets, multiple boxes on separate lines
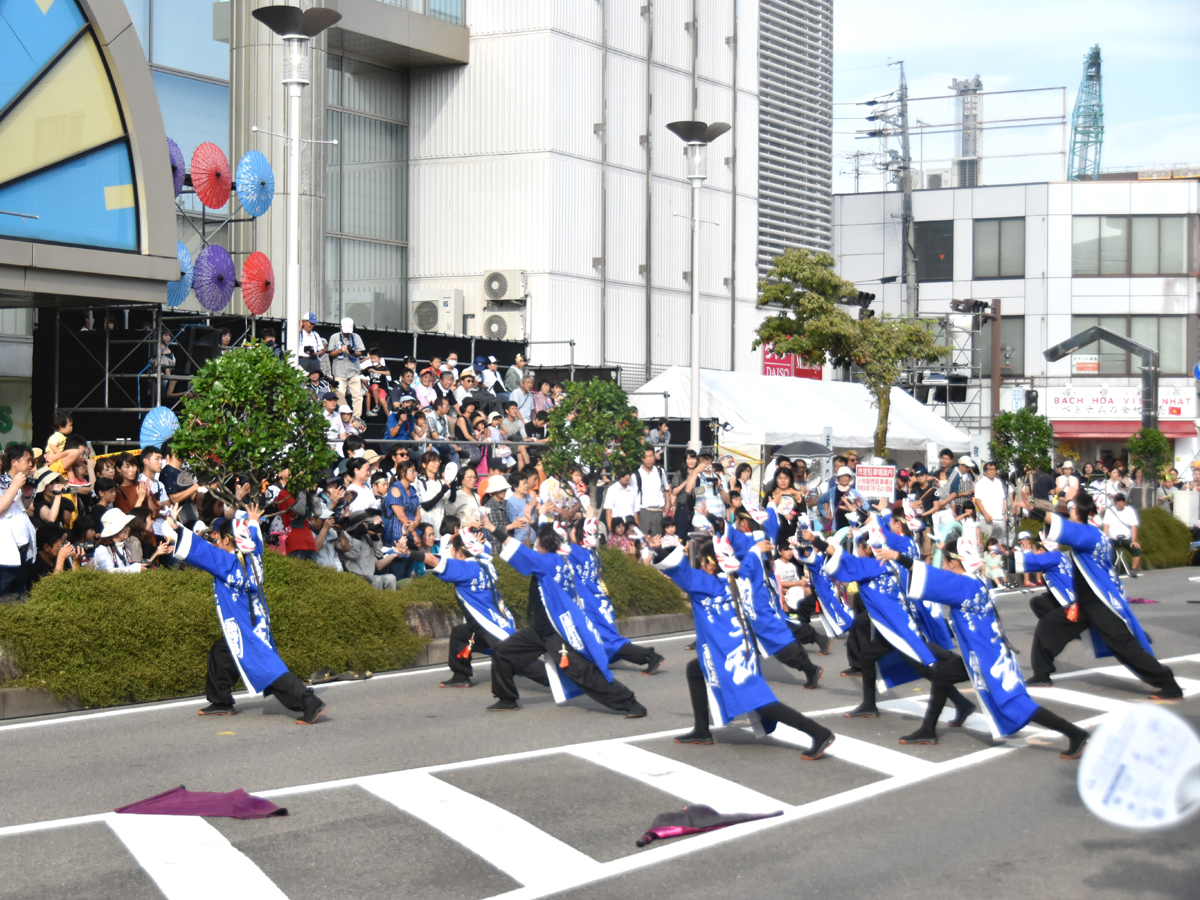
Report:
831,465,864,531
93,508,168,573
480,473,518,556
327,316,366,416
1055,460,1080,503
481,355,504,396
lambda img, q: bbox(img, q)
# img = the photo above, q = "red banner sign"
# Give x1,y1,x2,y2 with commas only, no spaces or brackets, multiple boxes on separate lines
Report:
763,343,823,380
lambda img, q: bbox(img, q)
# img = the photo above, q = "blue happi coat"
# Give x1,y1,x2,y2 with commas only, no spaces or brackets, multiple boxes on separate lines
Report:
1044,514,1155,657
726,525,796,656
879,515,955,651
501,539,614,681
432,554,516,643
655,545,776,721
173,523,289,694
567,544,631,660
799,549,853,636
822,544,937,667
908,560,1039,738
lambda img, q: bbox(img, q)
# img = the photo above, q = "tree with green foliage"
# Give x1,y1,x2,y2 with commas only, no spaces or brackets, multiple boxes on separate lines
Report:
543,378,646,480
169,342,337,504
753,248,947,457
1126,427,1172,480
989,408,1055,474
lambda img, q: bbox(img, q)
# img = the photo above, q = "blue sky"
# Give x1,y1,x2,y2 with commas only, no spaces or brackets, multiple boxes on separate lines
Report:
830,0,1200,194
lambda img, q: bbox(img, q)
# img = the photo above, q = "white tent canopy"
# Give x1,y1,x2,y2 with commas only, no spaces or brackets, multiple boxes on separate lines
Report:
629,367,971,453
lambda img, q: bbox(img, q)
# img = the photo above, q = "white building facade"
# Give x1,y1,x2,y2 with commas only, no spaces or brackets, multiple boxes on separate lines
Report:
833,177,1200,467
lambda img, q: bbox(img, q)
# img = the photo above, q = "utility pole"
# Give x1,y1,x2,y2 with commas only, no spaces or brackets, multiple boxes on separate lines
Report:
898,62,919,317
839,150,869,192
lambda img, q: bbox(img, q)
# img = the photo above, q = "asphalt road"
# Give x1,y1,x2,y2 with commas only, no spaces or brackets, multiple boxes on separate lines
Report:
1,568,1198,900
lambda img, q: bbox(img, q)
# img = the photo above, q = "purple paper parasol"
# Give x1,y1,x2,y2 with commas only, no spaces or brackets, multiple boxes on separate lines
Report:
193,245,237,311
167,138,185,198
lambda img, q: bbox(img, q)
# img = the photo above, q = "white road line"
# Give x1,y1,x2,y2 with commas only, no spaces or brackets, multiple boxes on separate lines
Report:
360,770,601,891
105,812,289,900
802,730,937,778
877,696,994,734
568,741,789,813
1025,686,1131,713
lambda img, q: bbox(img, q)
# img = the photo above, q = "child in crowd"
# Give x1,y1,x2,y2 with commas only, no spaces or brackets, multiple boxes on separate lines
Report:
607,517,634,556
660,515,680,548
361,347,392,416
45,411,83,476
983,538,1009,587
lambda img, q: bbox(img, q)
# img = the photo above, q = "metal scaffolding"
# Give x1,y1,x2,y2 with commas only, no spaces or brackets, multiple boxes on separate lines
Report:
1068,45,1104,181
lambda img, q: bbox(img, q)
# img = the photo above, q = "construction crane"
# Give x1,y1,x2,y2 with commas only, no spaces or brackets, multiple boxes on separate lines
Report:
1068,45,1104,181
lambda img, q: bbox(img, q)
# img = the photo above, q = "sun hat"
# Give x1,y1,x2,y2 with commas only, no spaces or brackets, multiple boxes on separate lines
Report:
487,411,502,421
958,455,974,466
1061,460,1075,469
484,474,510,495
836,466,853,478
340,317,354,332
99,508,135,539
338,404,352,414
362,449,382,465
34,468,65,494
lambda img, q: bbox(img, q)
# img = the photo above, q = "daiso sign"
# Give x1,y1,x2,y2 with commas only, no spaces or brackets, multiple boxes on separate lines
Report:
762,342,823,380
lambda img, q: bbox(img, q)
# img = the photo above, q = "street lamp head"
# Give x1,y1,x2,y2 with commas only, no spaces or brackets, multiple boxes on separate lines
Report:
252,5,342,37
665,121,731,144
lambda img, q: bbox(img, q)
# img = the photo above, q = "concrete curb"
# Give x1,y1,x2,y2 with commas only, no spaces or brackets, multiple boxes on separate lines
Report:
0,611,695,721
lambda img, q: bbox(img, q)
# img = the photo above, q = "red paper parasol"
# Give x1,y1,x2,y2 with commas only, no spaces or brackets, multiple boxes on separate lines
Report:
241,252,275,315
191,142,232,209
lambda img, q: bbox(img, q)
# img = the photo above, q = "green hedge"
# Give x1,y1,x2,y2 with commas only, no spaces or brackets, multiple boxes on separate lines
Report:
1137,506,1191,570
0,546,686,708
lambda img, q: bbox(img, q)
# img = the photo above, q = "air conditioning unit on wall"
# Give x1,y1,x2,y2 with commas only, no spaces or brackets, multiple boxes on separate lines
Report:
342,291,380,330
410,289,465,334
924,169,954,190
481,309,525,341
482,269,526,303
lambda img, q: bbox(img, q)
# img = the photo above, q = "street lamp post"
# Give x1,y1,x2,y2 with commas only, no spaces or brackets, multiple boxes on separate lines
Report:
666,120,730,451
251,4,342,361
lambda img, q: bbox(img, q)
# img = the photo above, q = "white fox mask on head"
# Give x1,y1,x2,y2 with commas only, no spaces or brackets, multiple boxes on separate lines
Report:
582,518,599,550
714,535,741,574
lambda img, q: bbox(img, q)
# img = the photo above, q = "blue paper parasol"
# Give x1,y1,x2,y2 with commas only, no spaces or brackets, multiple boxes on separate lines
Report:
140,406,180,449
235,150,274,218
193,245,237,311
167,138,185,198
167,241,193,308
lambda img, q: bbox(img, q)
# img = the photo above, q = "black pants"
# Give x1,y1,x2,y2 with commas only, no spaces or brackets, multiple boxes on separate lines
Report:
1029,591,1059,619
772,640,818,677
786,618,821,646
1029,594,1179,693
491,627,637,712
793,594,817,625
611,641,655,666
448,622,492,678
845,613,895,707
685,658,831,743
205,637,317,713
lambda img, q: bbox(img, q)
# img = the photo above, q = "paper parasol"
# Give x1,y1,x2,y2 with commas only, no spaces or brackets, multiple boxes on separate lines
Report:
193,245,236,311
241,252,275,315
235,151,274,218
167,241,194,308
140,406,180,449
167,138,185,198
191,142,232,209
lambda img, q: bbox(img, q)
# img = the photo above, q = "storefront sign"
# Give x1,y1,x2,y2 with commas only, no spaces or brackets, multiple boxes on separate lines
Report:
0,379,32,448
1046,386,1194,421
762,343,823,380
1071,354,1099,374
854,465,895,503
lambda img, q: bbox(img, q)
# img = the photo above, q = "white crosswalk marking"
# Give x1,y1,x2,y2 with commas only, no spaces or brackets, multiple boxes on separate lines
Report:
105,813,289,900
1026,686,1142,713
360,770,602,892
568,740,789,812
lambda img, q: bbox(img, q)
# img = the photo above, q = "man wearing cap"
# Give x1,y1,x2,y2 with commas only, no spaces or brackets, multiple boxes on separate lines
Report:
321,392,342,451
947,456,977,516
1103,492,1141,575
481,355,504,395
296,312,328,375
327,317,366,417
830,466,864,532
504,354,528,393
1055,460,1080,503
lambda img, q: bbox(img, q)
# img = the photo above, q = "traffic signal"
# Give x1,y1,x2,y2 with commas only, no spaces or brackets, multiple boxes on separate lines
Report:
859,308,875,320
855,290,875,308
1025,389,1039,414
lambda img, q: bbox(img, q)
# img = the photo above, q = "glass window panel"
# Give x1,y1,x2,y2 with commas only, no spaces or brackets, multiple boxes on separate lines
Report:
998,218,1025,277
339,114,406,242
341,58,407,122
973,219,999,279
324,235,341,321
915,220,953,281
151,0,229,80
1072,315,1099,357
428,0,464,24
324,110,341,233
979,315,1025,377
1129,316,1157,357
124,0,150,54
1099,216,1128,275
1072,216,1099,275
153,71,229,212
1099,315,1127,374
1159,316,1186,375
1130,217,1158,275
341,239,406,329
1159,216,1187,275
326,53,342,108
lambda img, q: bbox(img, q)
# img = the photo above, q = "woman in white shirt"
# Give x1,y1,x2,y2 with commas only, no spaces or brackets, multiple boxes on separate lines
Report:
444,466,483,526
93,509,167,573
415,451,451,536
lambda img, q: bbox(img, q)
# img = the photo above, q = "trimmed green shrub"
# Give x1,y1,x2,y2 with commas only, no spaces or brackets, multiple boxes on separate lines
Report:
1137,506,1191,571
0,545,686,708
0,555,424,708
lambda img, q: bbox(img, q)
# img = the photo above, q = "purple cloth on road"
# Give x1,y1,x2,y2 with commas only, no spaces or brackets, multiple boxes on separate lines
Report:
115,786,287,819
635,804,781,847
